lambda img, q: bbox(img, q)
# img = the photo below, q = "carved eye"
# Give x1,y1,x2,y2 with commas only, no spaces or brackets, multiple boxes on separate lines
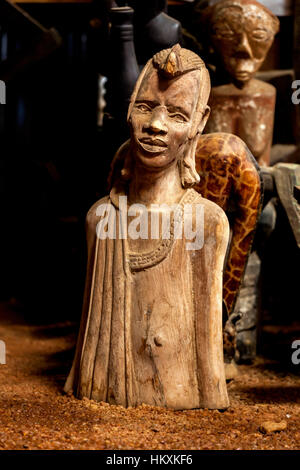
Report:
169,113,187,123
251,29,268,41
214,28,234,39
135,103,151,112
220,30,234,39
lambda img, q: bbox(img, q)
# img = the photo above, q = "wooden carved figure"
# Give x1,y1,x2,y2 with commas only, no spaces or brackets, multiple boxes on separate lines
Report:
65,45,230,410
203,0,279,166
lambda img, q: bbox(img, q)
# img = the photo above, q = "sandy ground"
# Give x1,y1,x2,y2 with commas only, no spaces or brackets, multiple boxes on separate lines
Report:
0,300,300,451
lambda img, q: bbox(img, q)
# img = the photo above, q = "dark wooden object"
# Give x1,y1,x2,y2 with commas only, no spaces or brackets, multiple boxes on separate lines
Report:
131,0,182,65
105,6,139,140
261,163,300,248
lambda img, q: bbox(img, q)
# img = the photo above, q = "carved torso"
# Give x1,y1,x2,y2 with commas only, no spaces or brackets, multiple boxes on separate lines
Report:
107,133,262,318
205,80,276,166
65,187,230,410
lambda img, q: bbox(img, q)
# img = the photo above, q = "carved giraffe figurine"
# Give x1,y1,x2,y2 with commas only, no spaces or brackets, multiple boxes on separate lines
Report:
195,132,262,317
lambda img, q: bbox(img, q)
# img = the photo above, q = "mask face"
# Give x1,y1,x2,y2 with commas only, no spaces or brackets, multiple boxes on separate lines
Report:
211,4,276,86
129,68,200,171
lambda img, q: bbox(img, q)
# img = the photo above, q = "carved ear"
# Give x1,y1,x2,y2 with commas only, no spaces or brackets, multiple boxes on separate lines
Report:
189,104,211,139
107,139,131,189
198,105,210,135
180,135,200,188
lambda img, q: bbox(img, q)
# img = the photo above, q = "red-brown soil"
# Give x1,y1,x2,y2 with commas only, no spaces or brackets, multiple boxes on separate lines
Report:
0,300,300,450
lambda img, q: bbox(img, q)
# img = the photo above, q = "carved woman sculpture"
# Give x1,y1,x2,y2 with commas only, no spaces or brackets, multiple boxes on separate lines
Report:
203,0,279,166
65,45,230,410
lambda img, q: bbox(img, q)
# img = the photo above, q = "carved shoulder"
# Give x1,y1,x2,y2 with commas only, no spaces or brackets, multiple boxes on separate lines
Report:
210,79,276,98
202,197,229,234
85,196,110,233
189,190,229,240
250,78,276,96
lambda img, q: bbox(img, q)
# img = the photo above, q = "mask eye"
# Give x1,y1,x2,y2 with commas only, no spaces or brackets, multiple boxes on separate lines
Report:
251,29,269,41
213,27,234,40
220,30,234,39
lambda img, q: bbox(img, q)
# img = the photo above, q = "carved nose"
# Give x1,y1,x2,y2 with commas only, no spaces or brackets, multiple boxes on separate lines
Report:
236,33,252,58
150,119,167,133
147,110,168,134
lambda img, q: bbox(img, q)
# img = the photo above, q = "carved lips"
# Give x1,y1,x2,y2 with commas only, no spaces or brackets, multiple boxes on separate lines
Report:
137,137,168,155
233,59,255,81
234,70,251,81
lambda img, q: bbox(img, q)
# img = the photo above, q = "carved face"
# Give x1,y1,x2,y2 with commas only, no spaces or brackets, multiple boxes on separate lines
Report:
210,3,277,86
129,68,201,171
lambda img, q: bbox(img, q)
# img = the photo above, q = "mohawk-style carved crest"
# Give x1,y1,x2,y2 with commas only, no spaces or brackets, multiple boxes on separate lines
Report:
153,44,205,78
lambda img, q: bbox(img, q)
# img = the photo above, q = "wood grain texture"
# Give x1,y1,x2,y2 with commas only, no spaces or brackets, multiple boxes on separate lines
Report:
65,45,230,409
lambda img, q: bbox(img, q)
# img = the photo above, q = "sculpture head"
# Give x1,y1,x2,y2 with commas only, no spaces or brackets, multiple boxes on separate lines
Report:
126,44,211,187
207,0,279,87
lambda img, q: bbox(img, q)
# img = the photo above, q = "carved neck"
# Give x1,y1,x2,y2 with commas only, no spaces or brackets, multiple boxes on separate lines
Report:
232,77,252,90
128,163,185,206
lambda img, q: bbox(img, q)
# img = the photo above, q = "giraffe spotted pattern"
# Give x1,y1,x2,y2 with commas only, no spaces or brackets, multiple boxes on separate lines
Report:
195,132,262,317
